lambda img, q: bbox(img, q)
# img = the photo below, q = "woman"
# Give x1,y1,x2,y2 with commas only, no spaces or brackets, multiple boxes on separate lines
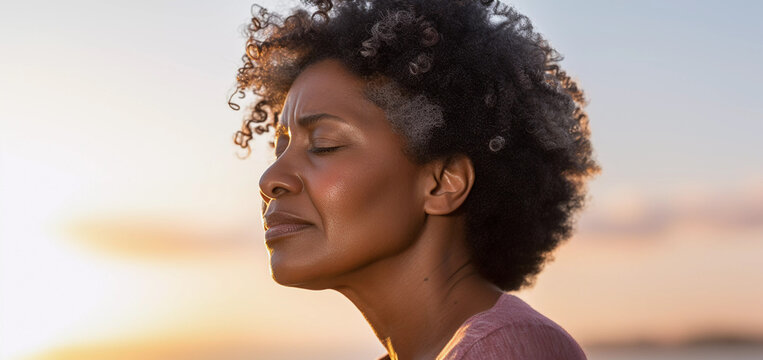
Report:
230,0,599,359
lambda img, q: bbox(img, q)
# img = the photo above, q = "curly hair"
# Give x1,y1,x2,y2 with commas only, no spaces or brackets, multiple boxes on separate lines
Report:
230,0,600,291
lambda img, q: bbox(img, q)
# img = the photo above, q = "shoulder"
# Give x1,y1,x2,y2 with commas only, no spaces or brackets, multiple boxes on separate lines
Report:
456,322,588,360
438,294,587,360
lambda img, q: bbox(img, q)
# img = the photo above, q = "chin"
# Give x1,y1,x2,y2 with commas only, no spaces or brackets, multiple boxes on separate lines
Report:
268,255,332,290
270,270,333,291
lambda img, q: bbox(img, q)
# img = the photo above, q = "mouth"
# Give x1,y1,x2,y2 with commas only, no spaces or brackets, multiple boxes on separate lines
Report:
264,223,313,243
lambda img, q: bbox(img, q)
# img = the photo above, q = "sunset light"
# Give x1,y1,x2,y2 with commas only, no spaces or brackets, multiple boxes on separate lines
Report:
2,1,762,359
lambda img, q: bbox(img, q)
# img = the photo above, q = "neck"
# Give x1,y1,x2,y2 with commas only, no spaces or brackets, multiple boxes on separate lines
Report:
330,215,503,360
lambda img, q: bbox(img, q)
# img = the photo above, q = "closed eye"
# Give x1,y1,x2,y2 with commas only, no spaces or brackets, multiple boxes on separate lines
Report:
308,146,343,154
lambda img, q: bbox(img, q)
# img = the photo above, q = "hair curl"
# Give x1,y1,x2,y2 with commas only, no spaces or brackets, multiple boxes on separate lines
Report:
231,0,600,291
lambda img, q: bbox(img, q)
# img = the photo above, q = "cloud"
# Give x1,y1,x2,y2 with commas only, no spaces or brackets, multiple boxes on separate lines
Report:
60,215,261,260
577,181,763,237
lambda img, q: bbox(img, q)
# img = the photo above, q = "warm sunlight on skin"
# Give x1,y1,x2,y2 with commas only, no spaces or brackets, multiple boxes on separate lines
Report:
2,1,763,359
0,135,379,360
3,117,762,358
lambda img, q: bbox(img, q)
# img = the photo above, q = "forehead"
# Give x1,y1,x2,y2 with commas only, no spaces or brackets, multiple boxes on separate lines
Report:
279,59,377,130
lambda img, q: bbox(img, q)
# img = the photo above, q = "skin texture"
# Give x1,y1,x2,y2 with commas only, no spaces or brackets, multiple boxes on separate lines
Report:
259,59,503,360
234,0,599,293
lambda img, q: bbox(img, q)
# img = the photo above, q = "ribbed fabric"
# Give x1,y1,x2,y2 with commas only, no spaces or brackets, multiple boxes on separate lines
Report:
377,293,587,360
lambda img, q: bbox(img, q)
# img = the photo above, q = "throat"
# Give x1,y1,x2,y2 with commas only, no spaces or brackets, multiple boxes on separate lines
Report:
336,264,503,360
331,215,503,360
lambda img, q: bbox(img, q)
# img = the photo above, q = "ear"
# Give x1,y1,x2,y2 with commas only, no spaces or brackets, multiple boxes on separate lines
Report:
423,155,475,215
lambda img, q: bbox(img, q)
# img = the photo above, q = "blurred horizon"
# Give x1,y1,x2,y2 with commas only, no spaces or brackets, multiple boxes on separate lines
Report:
2,0,762,359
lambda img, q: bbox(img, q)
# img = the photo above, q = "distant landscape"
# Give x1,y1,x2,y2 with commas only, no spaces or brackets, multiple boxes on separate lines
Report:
586,333,763,349
584,334,763,360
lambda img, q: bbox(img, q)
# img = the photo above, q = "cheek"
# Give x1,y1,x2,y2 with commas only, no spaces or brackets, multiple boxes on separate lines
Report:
269,157,420,287
311,154,424,258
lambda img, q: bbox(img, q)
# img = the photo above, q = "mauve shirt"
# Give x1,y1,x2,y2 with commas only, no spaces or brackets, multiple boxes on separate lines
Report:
378,293,587,360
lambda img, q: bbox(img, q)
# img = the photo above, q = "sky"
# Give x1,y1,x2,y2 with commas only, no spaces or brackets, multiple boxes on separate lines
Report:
1,0,762,359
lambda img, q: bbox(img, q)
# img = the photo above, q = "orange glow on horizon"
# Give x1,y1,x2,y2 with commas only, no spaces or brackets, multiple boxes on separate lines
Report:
3,1,762,358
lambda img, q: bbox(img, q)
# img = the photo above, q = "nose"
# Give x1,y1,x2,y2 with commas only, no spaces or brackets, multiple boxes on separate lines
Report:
259,155,303,203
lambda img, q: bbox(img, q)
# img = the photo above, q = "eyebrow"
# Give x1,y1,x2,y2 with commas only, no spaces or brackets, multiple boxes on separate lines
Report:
278,113,345,133
296,113,346,128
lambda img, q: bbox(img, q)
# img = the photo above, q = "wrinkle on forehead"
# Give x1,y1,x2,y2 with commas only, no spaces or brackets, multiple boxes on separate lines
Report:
277,59,444,157
280,59,368,130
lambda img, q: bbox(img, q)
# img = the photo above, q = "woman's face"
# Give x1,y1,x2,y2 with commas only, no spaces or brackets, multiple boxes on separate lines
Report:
259,59,429,289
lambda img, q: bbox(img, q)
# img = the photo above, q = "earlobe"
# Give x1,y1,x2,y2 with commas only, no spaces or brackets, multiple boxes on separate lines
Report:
423,155,475,215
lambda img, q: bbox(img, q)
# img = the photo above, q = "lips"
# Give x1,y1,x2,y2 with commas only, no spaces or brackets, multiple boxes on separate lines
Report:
263,211,313,242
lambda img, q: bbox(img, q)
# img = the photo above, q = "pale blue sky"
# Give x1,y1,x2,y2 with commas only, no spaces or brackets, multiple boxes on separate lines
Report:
510,0,763,191
1,1,762,358
3,0,760,195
